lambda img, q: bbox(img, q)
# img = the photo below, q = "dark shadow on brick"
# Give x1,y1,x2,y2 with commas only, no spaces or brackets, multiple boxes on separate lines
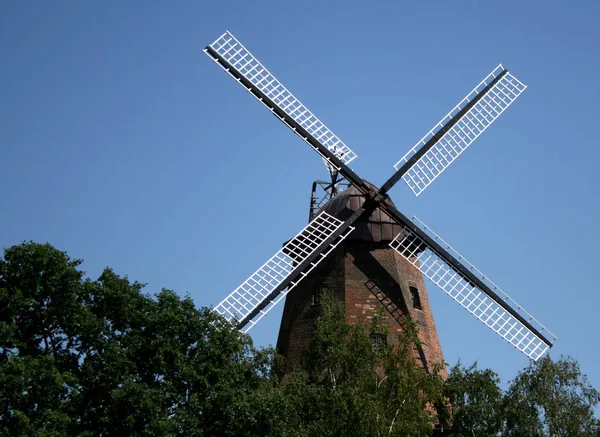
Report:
351,248,430,372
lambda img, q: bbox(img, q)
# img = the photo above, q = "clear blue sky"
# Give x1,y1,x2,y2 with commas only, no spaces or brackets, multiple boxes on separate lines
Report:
2,1,599,390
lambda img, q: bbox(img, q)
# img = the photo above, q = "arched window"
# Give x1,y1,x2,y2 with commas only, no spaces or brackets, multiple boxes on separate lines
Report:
409,286,422,310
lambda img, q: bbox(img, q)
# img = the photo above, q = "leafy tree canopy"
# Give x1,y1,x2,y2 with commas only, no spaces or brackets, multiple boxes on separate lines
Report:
1,241,598,437
281,291,446,437
444,361,504,437
444,357,600,437
0,242,281,436
504,355,600,437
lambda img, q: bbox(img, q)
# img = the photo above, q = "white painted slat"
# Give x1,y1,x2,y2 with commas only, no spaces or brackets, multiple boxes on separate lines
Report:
213,212,354,332
205,31,357,168
395,65,527,196
389,216,555,361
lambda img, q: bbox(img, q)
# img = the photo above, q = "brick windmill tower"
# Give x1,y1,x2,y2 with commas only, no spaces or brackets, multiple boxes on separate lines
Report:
276,180,445,373
204,31,556,369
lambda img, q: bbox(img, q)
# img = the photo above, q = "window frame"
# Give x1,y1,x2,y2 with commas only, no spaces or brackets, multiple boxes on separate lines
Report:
409,285,423,310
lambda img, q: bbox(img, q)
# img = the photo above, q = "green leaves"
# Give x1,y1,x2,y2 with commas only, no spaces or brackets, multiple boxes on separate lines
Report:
504,355,600,437
0,241,281,436
1,242,598,437
445,356,600,437
444,362,504,437
283,291,445,437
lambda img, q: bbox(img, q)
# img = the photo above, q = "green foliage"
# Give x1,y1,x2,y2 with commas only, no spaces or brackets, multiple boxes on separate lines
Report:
444,361,504,437
0,241,282,436
1,241,599,436
444,355,600,437
282,292,445,437
504,355,600,437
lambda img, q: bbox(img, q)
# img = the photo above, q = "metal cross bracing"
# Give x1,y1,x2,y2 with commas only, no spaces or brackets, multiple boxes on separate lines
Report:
204,30,556,360
309,178,350,221
390,217,556,361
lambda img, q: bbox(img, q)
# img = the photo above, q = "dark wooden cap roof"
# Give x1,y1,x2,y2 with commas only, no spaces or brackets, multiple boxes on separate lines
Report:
319,181,403,243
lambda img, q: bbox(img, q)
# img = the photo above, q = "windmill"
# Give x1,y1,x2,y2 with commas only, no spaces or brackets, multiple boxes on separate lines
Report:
203,31,556,363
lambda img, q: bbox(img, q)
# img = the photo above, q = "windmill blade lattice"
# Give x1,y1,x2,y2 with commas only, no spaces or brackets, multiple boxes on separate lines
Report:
389,216,556,361
395,65,527,196
204,29,555,361
204,31,357,169
213,212,354,332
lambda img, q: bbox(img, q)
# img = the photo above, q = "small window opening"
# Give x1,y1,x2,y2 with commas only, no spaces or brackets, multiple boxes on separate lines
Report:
410,286,422,310
370,333,387,351
312,284,329,306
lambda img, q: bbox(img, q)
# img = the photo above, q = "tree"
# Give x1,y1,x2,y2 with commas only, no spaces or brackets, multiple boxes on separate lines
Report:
3,241,599,436
0,241,284,436
443,361,504,437
281,291,445,437
504,355,600,437
0,241,88,436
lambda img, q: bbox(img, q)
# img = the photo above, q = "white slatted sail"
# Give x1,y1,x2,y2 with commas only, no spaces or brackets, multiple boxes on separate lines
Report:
204,31,357,168
389,217,555,361
213,212,354,332
396,65,527,196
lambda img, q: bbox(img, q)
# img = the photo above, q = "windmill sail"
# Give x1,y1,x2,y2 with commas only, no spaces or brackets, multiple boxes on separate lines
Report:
205,30,555,361
204,31,358,170
393,65,527,196
389,216,555,361
213,212,354,332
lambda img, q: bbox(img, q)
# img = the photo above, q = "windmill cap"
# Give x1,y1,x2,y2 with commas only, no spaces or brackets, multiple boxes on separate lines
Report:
319,180,403,243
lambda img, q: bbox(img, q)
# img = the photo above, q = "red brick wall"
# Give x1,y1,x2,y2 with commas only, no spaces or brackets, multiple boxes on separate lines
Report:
276,241,446,376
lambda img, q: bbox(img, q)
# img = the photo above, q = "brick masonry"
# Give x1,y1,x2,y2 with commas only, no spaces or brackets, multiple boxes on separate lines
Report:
276,239,446,376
